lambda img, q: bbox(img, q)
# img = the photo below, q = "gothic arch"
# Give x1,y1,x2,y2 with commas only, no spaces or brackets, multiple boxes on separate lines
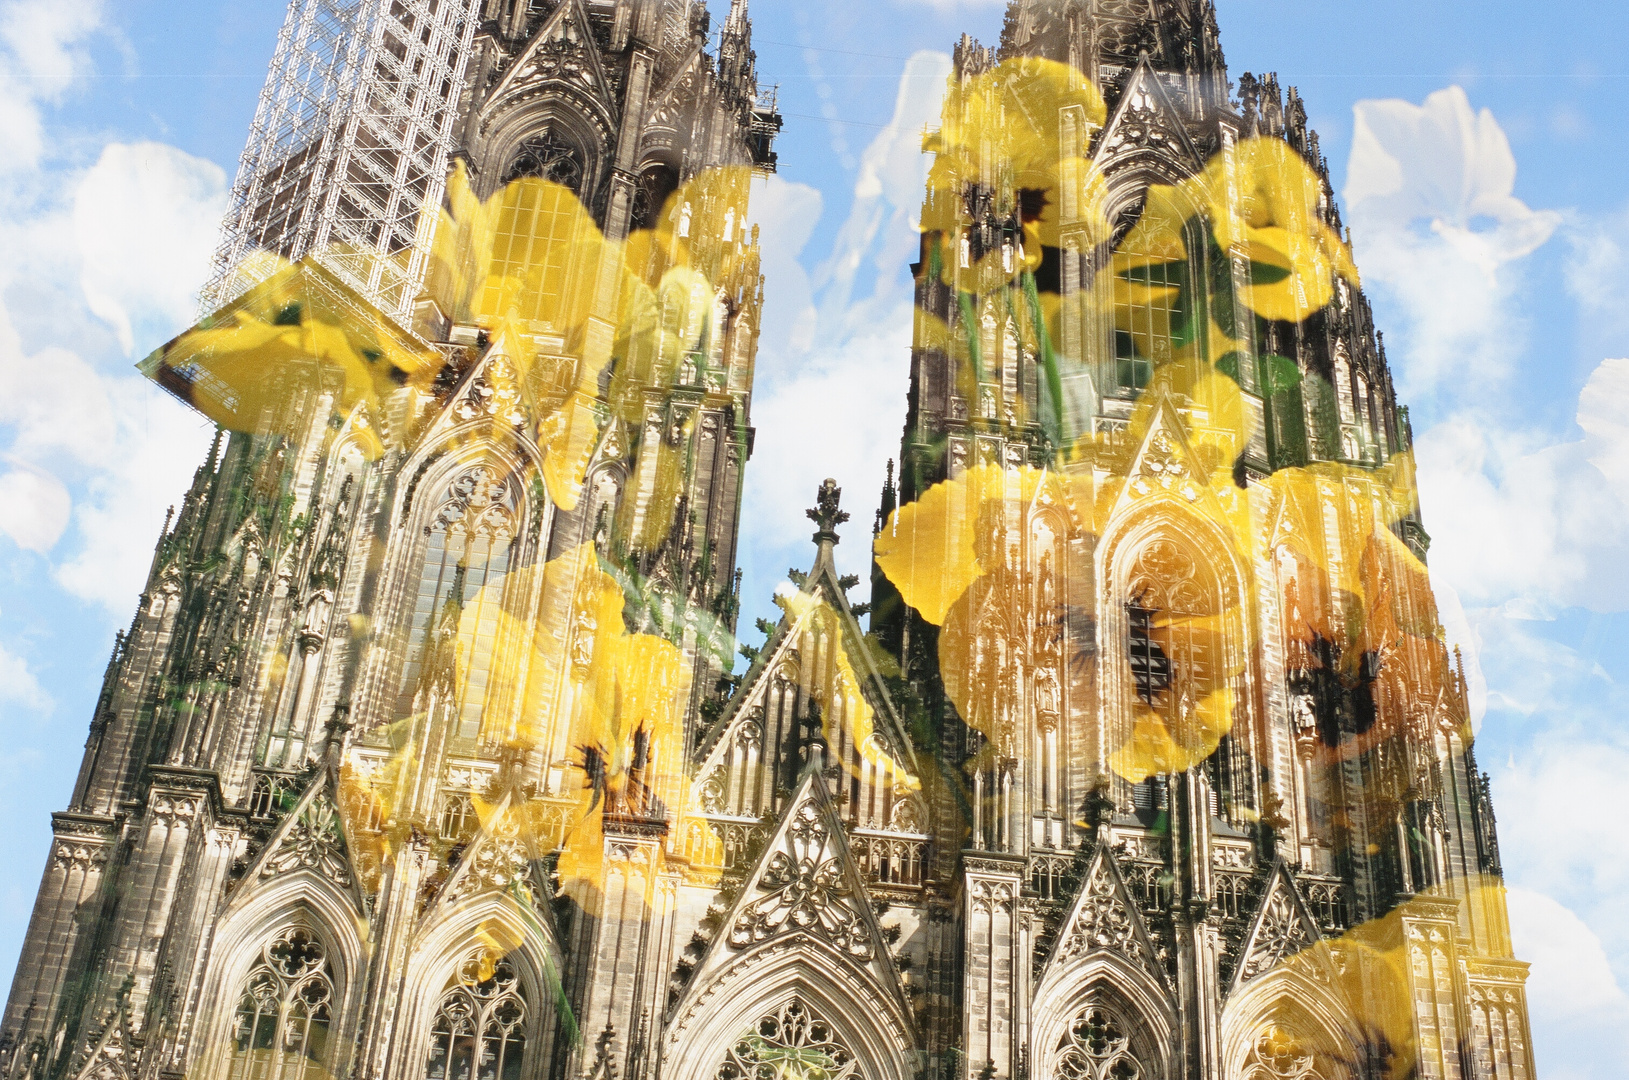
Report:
1031,955,1177,1080
663,937,916,1080
1220,968,1361,1080
365,435,551,736
391,891,566,1080
193,873,367,1080
1096,496,1258,809
478,91,614,201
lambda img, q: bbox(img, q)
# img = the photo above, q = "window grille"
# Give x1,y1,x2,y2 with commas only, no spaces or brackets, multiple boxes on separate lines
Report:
425,949,527,1080
715,999,859,1080
229,927,336,1080
1055,1003,1150,1080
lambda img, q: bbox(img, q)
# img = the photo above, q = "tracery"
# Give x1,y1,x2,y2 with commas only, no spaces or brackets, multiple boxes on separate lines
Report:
1054,1003,1149,1080
714,999,861,1080
227,926,336,1080
398,466,519,739
424,949,528,1080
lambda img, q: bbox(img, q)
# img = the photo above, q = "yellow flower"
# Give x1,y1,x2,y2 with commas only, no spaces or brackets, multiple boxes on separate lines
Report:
873,462,1054,627
1116,136,1358,324
921,57,1111,286
144,259,441,458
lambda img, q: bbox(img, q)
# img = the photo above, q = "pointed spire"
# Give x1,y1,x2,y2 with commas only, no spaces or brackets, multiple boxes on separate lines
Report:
807,478,850,550
874,459,896,537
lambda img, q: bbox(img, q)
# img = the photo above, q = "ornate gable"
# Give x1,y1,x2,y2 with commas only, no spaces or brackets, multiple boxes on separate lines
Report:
433,789,548,911
242,768,366,914
1230,862,1334,991
644,48,706,137
694,483,918,787
486,0,617,119
677,771,911,1019
1110,392,1227,524
409,331,555,468
1038,843,1166,987
70,1002,134,1080
1095,57,1204,180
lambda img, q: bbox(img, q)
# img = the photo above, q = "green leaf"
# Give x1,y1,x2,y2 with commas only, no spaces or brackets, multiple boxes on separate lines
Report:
1259,353,1302,396
1249,261,1292,286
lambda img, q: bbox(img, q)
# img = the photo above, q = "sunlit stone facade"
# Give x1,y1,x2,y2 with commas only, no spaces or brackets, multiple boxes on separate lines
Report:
0,2,1533,1080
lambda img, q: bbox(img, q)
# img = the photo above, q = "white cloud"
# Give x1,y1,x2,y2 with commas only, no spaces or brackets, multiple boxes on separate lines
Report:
0,0,104,172
52,375,213,611
1507,887,1629,1080
0,638,50,714
742,51,951,595
0,458,68,552
73,141,227,355
1415,358,1629,611
1344,86,1560,403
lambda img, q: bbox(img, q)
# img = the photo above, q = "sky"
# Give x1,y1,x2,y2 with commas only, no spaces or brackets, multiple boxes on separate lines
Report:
0,0,1625,1075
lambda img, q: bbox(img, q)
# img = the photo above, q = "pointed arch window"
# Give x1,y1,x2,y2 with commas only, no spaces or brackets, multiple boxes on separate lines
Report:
1121,535,1249,819
1241,1011,1341,1080
714,999,861,1080
1111,251,1184,392
228,927,336,1080
400,466,518,739
487,129,589,328
425,949,528,1080
1055,1003,1151,1080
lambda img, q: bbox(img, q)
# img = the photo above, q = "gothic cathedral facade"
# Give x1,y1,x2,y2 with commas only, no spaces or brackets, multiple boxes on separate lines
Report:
0,2,1535,1080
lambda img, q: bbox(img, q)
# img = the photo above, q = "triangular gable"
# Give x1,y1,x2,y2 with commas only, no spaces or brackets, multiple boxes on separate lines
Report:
644,47,707,134
1109,391,1230,525
1230,861,1335,991
486,0,616,118
1094,56,1205,177
674,770,913,1026
693,542,919,787
431,786,551,912
242,766,367,916
71,1003,134,1080
1036,842,1165,988
409,329,555,462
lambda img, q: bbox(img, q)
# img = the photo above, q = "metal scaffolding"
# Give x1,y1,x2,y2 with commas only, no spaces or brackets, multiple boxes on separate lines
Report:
205,0,483,326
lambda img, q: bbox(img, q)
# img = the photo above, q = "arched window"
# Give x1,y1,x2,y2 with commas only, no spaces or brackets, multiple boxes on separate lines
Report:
1240,1010,1344,1080
714,999,861,1080
1122,533,1249,819
228,927,336,1080
504,131,583,190
399,466,518,739
1111,239,1186,392
486,129,590,328
1054,1003,1150,1080
425,949,528,1080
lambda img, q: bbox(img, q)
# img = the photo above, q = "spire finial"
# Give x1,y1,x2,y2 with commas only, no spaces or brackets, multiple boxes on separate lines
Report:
807,478,849,546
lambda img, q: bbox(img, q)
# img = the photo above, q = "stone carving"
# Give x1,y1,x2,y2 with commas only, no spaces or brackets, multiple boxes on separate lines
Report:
728,798,873,961
713,998,859,1080
1055,849,1151,972
1102,79,1191,163
454,357,527,427
261,793,352,888
1236,871,1321,986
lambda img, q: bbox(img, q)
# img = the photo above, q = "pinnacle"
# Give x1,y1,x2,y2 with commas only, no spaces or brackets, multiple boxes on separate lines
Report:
806,477,850,546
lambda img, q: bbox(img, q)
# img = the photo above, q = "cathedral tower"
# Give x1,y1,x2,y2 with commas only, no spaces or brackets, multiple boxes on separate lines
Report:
1,2,780,1078
0,1,1534,1079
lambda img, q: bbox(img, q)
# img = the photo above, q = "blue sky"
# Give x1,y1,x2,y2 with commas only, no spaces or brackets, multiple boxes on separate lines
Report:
0,1,1624,1075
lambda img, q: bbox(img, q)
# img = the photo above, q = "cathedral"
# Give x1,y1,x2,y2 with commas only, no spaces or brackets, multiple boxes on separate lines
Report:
0,1,1536,1079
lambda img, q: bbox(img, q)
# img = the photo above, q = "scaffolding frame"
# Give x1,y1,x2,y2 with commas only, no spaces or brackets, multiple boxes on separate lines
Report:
205,0,484,326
